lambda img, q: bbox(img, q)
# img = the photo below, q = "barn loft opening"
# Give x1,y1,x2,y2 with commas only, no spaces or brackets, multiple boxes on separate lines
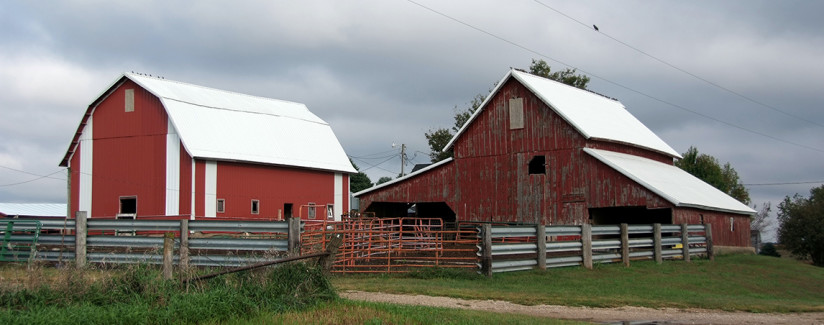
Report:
364,201,456,223
588,206,672,225
251,200,260,214
529,155,546,175
119,196,136,214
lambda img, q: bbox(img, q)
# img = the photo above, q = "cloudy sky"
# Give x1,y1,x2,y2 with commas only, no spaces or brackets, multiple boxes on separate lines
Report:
1,1,822,239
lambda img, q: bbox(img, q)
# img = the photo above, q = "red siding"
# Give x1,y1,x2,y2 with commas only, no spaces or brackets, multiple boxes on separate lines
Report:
69,146,80,218
215,162,336,220
88,81,168,217
194,160,205,217
674,208,751,247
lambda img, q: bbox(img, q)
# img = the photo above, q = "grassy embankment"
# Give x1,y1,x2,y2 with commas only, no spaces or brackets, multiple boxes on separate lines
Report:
333,254,824,313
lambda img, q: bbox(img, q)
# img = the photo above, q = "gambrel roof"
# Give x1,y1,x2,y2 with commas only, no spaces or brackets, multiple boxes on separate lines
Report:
61,73,356,174
445,69,681,158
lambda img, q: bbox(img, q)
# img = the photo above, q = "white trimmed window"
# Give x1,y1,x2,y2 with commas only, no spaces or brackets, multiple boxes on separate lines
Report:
216,199,225,213
251,200,260,215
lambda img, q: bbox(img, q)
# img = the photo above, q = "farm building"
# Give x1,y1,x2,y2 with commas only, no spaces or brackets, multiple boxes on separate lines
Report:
0,203,67,219
355,69,755,247
60,73,355,221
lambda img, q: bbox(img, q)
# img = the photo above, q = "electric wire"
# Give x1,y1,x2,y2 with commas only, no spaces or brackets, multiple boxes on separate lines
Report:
404,0,824,154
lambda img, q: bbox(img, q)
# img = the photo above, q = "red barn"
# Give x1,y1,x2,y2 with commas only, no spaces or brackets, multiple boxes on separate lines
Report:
60,73,355,221
355,69,754,248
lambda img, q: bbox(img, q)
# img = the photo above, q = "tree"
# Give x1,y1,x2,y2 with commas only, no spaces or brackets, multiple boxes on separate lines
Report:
425,59,591,163
674,146,751,205
777,185,824,266
758,242,781,258
376,176,393,185
349,159,373,193
750,202,774,236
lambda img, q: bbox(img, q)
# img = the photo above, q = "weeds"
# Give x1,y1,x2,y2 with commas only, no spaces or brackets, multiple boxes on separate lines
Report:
0,262,336,324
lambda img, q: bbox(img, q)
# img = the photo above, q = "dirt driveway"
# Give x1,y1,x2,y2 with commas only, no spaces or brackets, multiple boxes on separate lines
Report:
342,290,824,324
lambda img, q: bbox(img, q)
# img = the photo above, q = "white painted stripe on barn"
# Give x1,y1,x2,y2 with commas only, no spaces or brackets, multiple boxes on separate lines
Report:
334,173,343,221
204,160,217,217
165,119,180,216
79,116,93,218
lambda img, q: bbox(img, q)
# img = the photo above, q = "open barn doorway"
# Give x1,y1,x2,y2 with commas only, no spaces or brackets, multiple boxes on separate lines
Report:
362,201,456,223
588,206,672,225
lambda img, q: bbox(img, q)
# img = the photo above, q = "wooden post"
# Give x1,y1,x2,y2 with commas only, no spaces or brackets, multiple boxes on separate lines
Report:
75,211,87,268
582,224,592,270
620,223,630,267
288,218,301,256
482,224,492,277
681,223,691,262
318,234,343,273
162,232,174,280
653,223,662,264
179,219,189,271
705,224,714,261
537,225,546,270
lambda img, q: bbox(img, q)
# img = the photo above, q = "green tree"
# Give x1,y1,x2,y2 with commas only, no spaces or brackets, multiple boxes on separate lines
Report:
777,185,824,266
674,146,751,204
425,59,590,163
349,159,373,193
758,242,781,258
376,176,393,185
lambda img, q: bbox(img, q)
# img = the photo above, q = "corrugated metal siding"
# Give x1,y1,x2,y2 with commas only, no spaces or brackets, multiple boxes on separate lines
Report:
70,143,81,218
89,81,168,218
194,160,205,217
215,162,336,220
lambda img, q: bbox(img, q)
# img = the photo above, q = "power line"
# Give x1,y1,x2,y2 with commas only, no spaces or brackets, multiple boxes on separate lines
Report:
0,170,67,187
404,0,824,154
532,0,824,129
743,180,824,187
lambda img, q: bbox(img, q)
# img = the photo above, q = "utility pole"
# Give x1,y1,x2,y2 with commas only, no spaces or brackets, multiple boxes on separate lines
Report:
400,143,406,176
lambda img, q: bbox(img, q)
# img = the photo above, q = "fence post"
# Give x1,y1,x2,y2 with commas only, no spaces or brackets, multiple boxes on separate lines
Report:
681,223,691,262
179,219,189,271
582,224,592,270
482,224,492,277
653,223,662,264
288,218,301,256
163,232,174,280
704,223,714,261
75,211,87,268
620,223,630,267
537,225,546,270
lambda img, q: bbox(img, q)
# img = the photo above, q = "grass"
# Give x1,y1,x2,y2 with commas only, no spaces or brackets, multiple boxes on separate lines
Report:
333,254,824,313
241,300,588,324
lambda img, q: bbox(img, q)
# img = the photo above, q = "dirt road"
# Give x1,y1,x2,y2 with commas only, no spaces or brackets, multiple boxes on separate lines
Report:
342,290,824,324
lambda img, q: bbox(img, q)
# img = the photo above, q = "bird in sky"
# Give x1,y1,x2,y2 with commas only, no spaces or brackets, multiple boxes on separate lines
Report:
593,24,599,31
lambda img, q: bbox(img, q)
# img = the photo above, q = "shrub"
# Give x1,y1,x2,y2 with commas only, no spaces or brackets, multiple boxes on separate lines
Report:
759,243,781,258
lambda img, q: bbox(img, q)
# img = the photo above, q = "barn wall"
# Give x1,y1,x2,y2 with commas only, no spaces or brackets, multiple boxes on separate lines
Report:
178,143,192,217
359,162,456,216
215,161,337,220
674,208,751,247
89,81,168,217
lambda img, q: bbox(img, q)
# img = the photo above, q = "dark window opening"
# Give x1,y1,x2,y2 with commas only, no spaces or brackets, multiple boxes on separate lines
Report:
284,203,293,220
529,155,546,175
120,197,137,214
251,200,259,214
217,199,225,213
327,204,335,220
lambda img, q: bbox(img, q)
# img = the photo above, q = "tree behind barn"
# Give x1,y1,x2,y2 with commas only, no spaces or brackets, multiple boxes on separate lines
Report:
425,60,590,162
674,146,751,205
349,160,373,193
777,185,824,266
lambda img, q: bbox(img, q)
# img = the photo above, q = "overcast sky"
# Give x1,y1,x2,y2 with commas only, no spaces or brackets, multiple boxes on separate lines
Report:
1,1,822,240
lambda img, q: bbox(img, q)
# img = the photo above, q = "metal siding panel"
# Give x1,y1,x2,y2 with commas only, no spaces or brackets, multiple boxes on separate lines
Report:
194,161,205,217
334,173,343,221
178,144,192,217
205,161,217,217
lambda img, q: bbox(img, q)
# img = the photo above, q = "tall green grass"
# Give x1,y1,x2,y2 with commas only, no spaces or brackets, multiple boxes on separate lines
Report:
0,262,336,324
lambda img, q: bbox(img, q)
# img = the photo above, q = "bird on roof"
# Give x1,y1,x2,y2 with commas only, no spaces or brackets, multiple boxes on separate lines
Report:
593,25,599,31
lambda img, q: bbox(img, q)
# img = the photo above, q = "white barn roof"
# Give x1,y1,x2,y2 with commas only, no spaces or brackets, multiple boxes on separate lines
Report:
0,203,67,218
64,73,355,174
446,70,681,158
585,148,755,215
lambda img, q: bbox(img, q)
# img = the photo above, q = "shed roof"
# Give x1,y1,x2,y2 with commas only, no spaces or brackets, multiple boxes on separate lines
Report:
61,73,355,174
446,70,681,158
0,203,67,218
584,148,755,215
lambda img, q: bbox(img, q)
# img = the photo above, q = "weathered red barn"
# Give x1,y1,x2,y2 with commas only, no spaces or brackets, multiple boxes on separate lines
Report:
60,73,355,221
355,69,754,247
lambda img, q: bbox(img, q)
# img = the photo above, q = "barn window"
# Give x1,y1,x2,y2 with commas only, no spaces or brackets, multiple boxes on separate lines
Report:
509,97,524,129
125,89,135,112
327,204,335,220
308,202,316,219
216,199,225,213
119,196,137,214
251,200,259,214
529,155,546,175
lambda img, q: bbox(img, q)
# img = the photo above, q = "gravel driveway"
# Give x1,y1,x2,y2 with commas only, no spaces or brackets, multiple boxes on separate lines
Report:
342,290,824,324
